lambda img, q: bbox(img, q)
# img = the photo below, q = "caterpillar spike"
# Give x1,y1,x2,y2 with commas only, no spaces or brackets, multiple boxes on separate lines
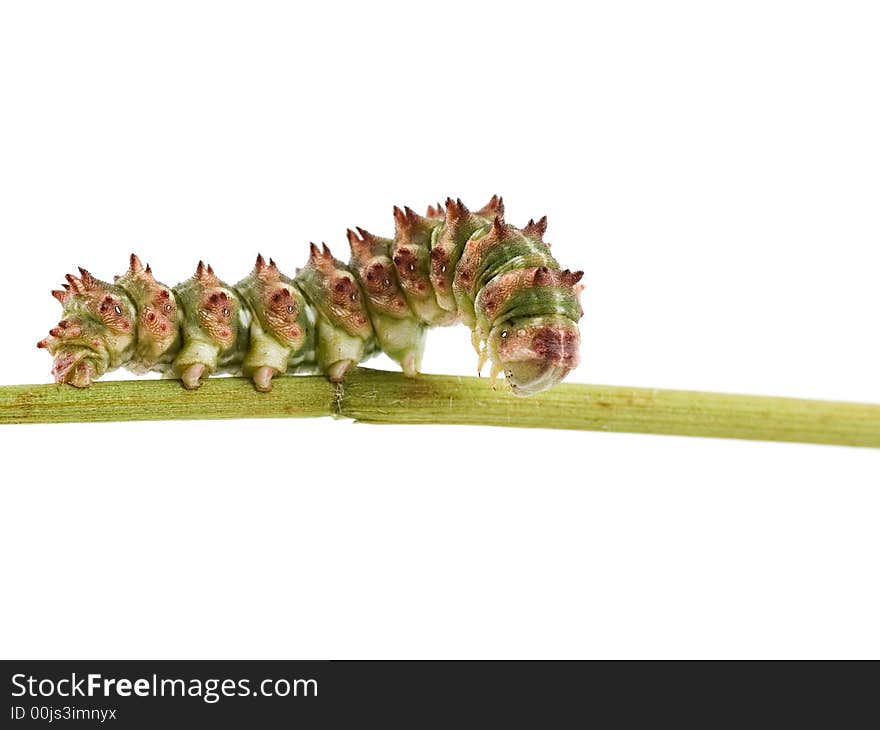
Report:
38,197,584,396
523,216,548,242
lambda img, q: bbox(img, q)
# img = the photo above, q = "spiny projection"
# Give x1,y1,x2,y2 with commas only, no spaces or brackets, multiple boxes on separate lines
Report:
38,196,584,396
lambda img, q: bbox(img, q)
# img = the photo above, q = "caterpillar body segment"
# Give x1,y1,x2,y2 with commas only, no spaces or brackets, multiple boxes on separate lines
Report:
237,255,314,391
38,197,585,396
346,227,425,377
113,256,182,374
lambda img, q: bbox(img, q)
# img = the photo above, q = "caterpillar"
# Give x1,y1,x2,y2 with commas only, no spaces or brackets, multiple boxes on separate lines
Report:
38,196,584,396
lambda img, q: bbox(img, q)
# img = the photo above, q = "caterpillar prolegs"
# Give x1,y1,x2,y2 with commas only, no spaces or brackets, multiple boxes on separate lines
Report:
38,197,584,396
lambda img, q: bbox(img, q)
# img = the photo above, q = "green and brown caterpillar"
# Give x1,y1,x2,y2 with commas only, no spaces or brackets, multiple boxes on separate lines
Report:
38,197,584,396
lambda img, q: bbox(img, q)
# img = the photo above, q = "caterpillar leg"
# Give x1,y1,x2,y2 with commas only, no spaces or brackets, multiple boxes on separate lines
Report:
240,326,296,393
174,340,219,390
251,365,277,393
470,329,483,357
476,343,489,375
489,359,504,390
401,352,418,378
180,363,207,390
173,340,224,390
326,359,355,383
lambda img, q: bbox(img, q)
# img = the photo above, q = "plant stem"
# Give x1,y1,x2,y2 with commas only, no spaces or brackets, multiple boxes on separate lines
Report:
1,368,879,448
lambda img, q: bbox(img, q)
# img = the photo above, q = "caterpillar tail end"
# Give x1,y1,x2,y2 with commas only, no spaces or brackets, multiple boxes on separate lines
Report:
37,336,103,389
47,355,96,388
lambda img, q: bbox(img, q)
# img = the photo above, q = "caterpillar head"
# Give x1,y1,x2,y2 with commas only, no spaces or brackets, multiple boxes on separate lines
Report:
476,266,584,396
38,268,136,386
489,314,582,396
115,254,181,369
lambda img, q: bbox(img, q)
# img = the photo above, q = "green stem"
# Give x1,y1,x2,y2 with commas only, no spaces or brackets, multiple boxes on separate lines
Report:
2,368,879,448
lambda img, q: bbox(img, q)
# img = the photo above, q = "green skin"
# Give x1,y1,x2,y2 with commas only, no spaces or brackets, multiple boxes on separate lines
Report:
39,197,584,395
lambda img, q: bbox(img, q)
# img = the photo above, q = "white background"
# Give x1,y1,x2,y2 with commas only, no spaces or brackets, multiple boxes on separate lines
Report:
1,1,878,658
